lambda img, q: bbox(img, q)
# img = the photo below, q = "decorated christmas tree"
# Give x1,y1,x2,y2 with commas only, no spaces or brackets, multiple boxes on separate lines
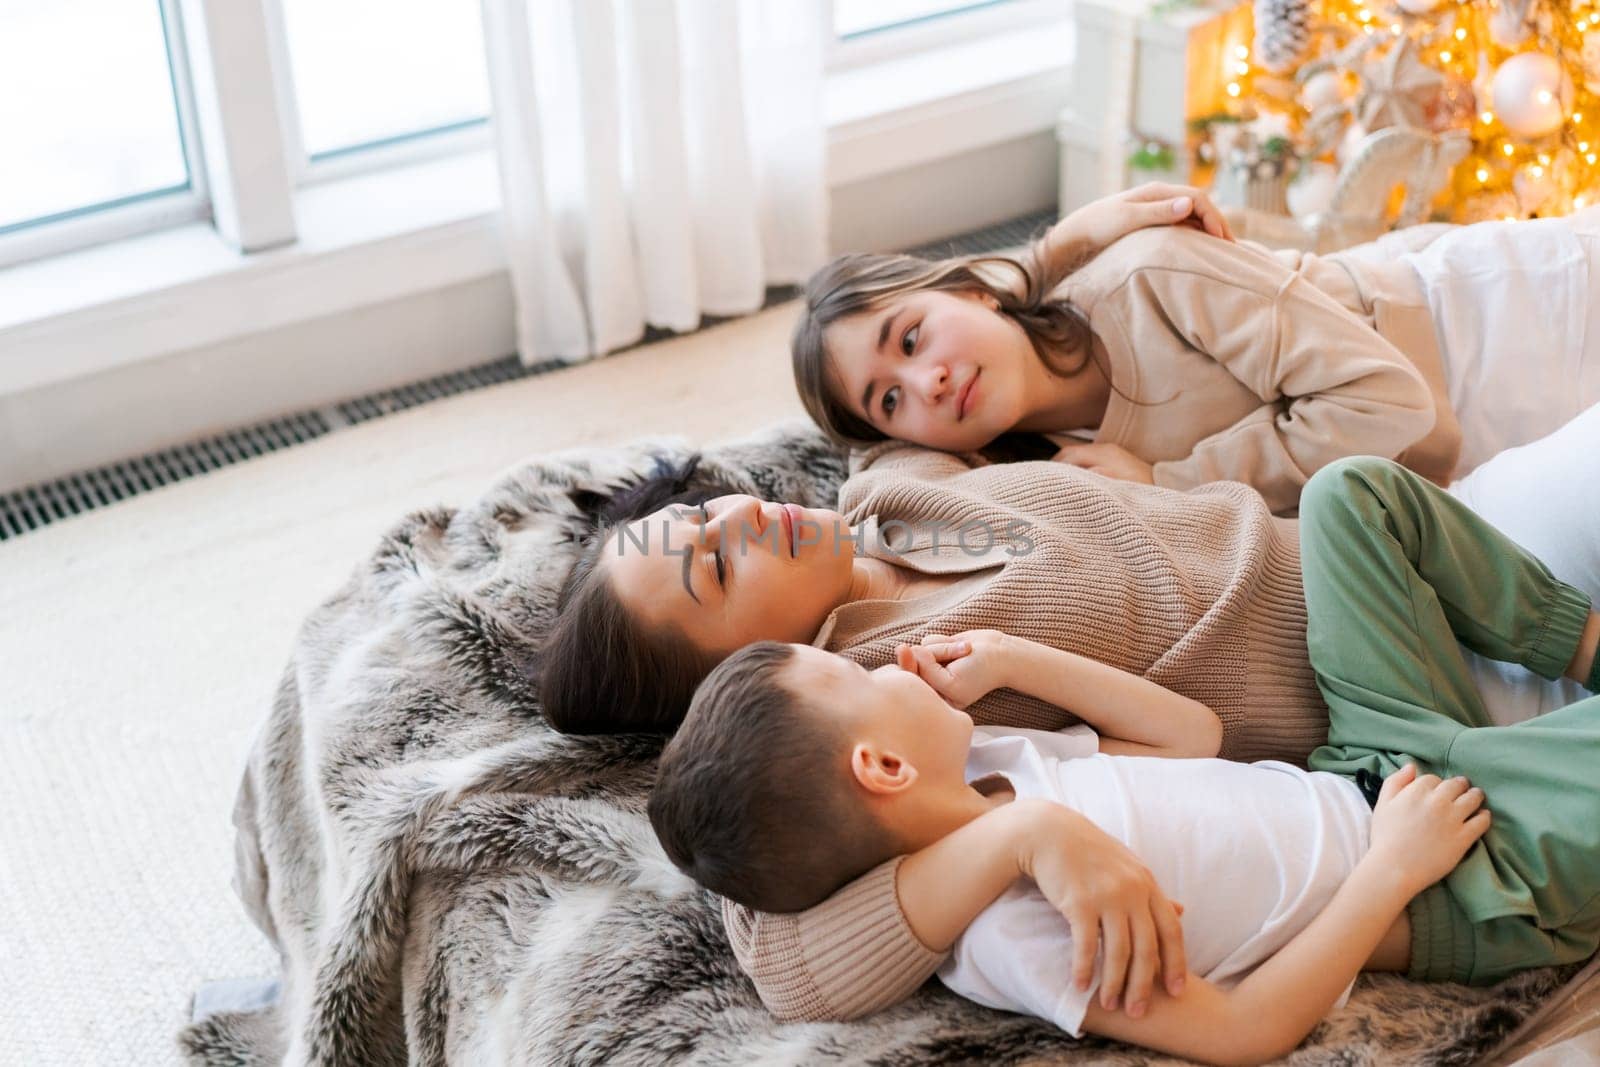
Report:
1220,0,1600,227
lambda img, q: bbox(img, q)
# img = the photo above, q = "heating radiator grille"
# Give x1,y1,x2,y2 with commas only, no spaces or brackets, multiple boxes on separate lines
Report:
336,355,568,425
0,210,1053,542
910,210,1051,258
1,412,331,539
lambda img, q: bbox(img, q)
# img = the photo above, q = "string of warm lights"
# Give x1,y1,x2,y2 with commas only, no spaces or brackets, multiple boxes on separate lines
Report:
1234,0,1600,221
1227,42,1252,99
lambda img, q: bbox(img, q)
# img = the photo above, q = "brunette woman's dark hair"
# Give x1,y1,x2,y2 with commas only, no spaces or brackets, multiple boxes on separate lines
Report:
537,454,742,735
791,244,1098,449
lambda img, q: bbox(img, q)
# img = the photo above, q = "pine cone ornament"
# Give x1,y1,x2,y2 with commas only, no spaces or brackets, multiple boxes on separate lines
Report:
1255,0,1311,74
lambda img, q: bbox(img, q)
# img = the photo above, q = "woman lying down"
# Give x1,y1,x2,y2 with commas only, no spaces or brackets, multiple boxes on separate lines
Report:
647,458,1600,1066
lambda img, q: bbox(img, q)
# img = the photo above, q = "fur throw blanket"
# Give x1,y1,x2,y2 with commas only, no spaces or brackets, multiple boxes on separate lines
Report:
180,421,1570,1066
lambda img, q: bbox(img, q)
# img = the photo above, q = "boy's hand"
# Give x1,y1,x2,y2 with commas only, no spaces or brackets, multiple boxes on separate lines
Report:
1368,764,1491,896
896,629,1016,708
1013,799,1188,1018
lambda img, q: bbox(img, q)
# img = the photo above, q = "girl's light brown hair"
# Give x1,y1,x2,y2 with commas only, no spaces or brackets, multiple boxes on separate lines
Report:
791,247,1096,447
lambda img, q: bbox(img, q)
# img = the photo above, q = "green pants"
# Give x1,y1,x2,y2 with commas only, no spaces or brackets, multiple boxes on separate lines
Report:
1300,457,1600,986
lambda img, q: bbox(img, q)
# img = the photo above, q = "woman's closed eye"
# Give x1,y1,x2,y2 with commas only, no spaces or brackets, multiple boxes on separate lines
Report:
699,503,727,587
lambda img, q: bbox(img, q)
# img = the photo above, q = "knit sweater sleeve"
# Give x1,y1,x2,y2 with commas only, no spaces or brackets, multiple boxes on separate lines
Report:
847,440,984,479
1102,232,1437,514
721,857,947,1021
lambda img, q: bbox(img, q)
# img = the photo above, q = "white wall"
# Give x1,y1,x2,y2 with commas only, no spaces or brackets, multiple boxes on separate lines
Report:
830,131,1058,253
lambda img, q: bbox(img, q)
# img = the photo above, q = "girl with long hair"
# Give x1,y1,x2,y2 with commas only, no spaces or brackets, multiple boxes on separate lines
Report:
793,205,1600,514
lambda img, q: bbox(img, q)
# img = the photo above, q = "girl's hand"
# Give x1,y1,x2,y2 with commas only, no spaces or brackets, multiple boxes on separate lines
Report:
1368,764,1491,897
895,629,1015,708
1014,799,1189,1017
1052,442,1155,485
1057,183,1235,253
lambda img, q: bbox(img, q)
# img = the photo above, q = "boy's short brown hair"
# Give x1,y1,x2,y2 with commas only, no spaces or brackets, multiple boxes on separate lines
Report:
648,641,899,913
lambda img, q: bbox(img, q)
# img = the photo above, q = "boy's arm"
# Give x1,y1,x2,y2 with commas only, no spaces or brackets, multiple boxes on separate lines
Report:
1084,766,1489,1065
1081,861,1410,1065
901,798,1189,1013
725,797,1190,1022
902,633,1221,758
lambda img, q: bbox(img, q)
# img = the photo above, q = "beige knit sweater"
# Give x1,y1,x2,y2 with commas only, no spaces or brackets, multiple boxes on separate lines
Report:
1045,226,1461,514
724,442,1324,1021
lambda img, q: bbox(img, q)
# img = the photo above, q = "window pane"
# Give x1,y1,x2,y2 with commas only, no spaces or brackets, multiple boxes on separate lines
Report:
0,1,190,233
834,0,1008,38
280,0,492,160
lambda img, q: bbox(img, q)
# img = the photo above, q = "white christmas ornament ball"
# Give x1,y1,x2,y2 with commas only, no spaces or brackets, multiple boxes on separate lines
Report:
1395,0,1441,13
1491,52,1569,139
1301,70,1346,113
1288,163,1339,218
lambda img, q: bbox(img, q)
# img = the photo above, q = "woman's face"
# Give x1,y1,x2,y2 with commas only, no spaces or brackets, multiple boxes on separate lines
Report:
824,288,1036,452
604,494,857,657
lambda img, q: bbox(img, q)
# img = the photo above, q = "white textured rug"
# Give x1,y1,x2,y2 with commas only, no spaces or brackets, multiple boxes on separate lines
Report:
0,303,804,1065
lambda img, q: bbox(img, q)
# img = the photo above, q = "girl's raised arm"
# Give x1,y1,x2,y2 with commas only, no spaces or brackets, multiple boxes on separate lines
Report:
1037,183,1233,288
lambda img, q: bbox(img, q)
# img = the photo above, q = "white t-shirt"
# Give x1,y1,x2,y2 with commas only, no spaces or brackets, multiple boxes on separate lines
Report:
937,725,1373,1037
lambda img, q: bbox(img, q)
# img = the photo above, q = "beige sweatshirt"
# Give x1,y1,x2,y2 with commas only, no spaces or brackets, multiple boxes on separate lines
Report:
1045,226,1461,514
724,441,1325,1021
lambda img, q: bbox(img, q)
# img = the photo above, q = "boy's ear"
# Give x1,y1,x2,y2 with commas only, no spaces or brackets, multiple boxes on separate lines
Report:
850,742,918,796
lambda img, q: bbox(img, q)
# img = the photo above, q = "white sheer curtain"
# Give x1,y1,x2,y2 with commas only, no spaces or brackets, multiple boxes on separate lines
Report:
481,0,829,364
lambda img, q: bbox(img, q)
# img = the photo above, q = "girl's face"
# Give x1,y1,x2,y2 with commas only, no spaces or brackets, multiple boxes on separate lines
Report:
604,494,857,658
824,288,1036,453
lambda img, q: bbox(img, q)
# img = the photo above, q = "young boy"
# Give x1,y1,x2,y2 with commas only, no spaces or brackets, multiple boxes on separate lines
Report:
648,457,1600,1066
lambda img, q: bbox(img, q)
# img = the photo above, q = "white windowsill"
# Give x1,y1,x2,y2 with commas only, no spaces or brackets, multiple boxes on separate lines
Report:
0,151,506,396
0,20,1073,399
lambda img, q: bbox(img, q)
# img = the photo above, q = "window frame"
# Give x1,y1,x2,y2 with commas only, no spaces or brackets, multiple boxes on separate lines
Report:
0,0,497,270
0,0,212,271
827,0,1071,71
261,0,493,188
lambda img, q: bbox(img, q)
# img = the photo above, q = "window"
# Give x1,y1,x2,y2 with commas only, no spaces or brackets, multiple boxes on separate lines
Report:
0,0,495,269
828,0,1064,71
275,0,491,170
0,0,201,239
834,0,1010,38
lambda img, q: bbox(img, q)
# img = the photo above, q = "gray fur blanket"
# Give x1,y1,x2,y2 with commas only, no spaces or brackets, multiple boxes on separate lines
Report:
181,421,1571,1066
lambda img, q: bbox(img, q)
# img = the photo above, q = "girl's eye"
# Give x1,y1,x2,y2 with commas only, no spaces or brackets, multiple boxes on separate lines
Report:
882,387,900,417
901,324,919,356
